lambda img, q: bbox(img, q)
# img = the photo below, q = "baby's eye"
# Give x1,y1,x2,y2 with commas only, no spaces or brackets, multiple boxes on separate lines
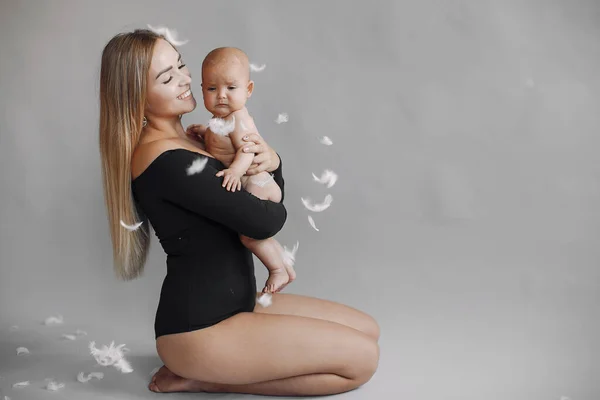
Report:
163,77,172,84
228,86,236,90
207,87,215,91
178,63,186,69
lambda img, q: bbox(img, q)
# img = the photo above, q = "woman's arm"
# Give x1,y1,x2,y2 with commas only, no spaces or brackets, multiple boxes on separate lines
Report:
156,148,287,240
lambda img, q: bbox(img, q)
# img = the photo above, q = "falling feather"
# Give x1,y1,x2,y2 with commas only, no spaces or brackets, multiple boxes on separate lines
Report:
301,194,332,212
43,314,63,325
9,325,18,331
186,157,208,175
275,113,288,124
312,169,338,188
45,380,65,391
61,334,77,341
319,136,333,145
16,347,29,355
308,215,319,231
147,24,189,46
208,116,235,136
282,241,299,267
89,341,133,373
3,396,10,400
250,63,266,72
257,293,272,307
12,381,29,388
239,120,248,131
75,329,87,336
77,372,104,383
120,219,143,231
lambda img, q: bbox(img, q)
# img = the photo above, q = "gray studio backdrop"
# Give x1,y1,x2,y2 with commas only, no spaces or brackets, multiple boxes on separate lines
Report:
1,1,599,399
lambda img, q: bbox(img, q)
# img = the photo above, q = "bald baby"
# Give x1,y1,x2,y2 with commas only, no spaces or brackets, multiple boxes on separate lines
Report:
199,47,296,294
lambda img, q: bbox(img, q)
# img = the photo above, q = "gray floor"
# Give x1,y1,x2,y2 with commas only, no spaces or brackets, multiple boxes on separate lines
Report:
2,0,600,399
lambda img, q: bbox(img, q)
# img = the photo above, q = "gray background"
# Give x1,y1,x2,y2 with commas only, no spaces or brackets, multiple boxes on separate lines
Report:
1,0,599,399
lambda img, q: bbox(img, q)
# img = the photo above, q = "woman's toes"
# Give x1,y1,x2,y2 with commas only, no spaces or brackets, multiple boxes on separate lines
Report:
148,382,161,392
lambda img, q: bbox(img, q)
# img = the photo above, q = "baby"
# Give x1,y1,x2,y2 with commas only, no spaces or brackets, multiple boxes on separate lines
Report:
197,47,295,294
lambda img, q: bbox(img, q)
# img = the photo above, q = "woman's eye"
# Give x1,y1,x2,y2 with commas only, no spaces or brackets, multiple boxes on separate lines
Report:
163,77,172,84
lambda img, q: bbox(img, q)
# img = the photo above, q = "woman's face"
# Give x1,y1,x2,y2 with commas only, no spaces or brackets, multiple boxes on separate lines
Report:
145,39,196,120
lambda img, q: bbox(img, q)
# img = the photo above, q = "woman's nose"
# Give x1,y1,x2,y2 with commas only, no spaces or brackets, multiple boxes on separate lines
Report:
179,72,192,85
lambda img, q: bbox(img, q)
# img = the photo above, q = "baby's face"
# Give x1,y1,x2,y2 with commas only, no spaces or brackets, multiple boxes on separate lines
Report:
201,63,252,118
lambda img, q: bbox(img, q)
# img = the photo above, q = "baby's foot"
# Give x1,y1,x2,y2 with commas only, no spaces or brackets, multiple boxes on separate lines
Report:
149,365,217,393
263,267,289,293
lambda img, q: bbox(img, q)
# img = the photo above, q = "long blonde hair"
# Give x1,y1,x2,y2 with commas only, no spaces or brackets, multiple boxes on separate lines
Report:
98,29,164,280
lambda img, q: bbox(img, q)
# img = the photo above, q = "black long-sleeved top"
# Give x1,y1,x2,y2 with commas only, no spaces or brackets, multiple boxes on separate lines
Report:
131,148,286,338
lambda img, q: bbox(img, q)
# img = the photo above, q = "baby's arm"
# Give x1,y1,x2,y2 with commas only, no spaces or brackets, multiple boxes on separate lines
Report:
217,108,259,191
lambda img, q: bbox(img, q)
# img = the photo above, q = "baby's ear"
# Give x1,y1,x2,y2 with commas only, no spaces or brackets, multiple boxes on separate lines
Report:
247,80,254,97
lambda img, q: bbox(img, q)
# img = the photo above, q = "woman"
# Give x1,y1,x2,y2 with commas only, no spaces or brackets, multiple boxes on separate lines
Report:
98,28,380,396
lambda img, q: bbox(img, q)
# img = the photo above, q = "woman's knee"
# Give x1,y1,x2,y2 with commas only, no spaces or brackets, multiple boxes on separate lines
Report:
364,314,381,342
352,336,380,385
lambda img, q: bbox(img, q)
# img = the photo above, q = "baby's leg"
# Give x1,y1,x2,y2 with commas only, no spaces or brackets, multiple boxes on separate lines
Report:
239,174,293,293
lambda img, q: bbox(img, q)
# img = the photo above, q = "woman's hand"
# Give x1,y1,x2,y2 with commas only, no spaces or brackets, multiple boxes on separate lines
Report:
240,133,280,175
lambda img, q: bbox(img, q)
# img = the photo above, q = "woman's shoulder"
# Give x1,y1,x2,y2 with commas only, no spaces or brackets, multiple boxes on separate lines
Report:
131,138,213,181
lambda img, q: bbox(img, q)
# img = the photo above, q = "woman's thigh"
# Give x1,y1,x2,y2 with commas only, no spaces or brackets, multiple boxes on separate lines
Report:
254,292,380,341
156,311,379,385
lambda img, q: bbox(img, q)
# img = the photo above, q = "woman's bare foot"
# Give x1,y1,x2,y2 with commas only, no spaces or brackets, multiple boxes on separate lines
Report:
148,365,217,393
263,267,289,293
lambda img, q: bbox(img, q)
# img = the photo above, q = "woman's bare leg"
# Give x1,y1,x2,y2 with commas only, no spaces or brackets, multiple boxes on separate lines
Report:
151,312,379,396
254,292,380,342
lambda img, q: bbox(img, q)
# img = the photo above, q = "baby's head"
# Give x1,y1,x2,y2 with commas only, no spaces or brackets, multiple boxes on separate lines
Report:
201,47,253,117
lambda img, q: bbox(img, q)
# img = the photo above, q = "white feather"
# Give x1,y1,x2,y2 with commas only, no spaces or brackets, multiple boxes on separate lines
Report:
89,341,133,373
12,381,29,388
282,241,299,267
77,372,104,383
249,173,273,187
16,347,29,355
308,215,319,231
239,120,248,131
312,169,338,188
114,357,134,373
43,314,63,325
61,334,77,340
301,194,332,212
3,395,10,400
319,136,333,145
76,329,87,336
250,63,266,72
45,380,65,391
275,113,288,124
9,325,18,331
257,293,272,307
186,157,208,175
208,116,236,136
525,78,535,87
147,24,188,46
120,219,143,231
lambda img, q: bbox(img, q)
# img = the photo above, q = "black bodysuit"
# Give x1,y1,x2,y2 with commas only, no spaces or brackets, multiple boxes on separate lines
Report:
131,148,286,339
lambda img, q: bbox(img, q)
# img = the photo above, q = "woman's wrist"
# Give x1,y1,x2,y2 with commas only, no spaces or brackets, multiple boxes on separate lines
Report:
268,150,281,173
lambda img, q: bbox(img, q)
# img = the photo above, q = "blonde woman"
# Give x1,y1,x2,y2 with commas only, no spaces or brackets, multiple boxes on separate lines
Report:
99,29,380,396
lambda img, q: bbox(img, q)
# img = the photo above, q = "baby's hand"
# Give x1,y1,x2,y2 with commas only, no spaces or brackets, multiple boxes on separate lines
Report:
216,168,243,192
